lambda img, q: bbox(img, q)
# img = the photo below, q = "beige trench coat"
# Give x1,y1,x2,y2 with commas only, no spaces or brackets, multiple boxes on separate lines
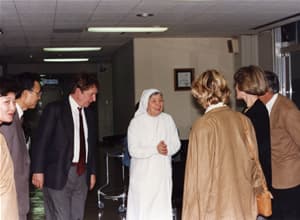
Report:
182,106,264,220
0,133,19,220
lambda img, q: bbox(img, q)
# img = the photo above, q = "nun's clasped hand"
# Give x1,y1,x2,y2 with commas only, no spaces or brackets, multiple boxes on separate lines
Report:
157,140,168,155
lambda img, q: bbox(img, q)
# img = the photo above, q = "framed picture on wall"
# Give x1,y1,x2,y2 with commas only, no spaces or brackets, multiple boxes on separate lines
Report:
174,68,194,91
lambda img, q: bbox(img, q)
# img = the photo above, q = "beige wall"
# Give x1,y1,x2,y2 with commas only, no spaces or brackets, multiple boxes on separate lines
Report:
134,38,236,139
258,31,274,71
240,35,259,66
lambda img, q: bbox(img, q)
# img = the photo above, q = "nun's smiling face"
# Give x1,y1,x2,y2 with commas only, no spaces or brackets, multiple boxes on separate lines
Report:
147,93,164,117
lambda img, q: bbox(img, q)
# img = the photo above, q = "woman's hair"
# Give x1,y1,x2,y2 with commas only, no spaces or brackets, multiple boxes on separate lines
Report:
234,65,267,96
0,77,17,96
191,69,230,108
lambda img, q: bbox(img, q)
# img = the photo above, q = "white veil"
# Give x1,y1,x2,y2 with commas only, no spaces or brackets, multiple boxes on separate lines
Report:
134,88,160,117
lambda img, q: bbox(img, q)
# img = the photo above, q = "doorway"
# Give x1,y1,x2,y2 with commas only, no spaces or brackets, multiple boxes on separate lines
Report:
273,27,300,108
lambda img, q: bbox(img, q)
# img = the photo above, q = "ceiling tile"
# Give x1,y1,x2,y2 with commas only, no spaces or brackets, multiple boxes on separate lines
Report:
1,0,300,63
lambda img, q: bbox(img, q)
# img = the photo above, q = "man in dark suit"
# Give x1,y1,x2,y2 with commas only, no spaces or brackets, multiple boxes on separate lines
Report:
31,73,99,220
0,73,41,220
260,71,300,220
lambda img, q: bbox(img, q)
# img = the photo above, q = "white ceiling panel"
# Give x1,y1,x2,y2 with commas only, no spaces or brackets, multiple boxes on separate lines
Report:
94,2,138,13
0,0,300,63
15,1,56,14
0,1,17,15
56,1,99,14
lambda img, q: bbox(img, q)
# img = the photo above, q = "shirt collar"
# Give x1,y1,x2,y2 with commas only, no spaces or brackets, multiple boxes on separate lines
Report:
205,102,226,113
265,93,278,115
69,95,82,110
16,103,23,119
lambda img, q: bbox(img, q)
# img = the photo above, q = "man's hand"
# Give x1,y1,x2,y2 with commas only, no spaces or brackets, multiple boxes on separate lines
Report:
32,173,44,189
89,174,96,190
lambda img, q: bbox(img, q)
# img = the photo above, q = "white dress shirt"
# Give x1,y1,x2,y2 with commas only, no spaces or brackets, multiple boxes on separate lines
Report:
16,103,23,119
265,93,278,115
69,95,88,162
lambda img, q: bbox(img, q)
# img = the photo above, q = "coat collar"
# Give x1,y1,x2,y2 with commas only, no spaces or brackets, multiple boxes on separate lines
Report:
205,105,230,116
205,102,226,113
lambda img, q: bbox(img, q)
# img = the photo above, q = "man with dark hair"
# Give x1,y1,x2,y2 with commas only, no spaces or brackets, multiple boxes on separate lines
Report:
260,71,300,220
31,73,99,220
0,73,41,220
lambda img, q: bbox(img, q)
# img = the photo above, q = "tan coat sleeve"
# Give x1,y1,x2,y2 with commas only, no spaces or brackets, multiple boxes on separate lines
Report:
182,120,214,220
242,115,266,194
285,107,300,150
0,134,19,220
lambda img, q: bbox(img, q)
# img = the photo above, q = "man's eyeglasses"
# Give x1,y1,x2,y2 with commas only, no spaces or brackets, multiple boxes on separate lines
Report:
30,90,42,97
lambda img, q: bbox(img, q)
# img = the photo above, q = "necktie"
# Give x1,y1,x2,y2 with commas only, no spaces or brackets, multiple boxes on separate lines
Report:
77,107,86,176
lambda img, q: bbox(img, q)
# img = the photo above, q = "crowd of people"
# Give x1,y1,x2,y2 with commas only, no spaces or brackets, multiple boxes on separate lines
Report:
0,73,99,220
0,66,299,220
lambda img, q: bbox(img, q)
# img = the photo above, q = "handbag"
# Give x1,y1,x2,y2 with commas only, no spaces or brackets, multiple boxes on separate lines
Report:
239,114,273,217
256,188,272,217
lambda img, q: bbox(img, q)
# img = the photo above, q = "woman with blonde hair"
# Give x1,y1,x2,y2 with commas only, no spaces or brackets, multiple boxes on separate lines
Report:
182,69,265,220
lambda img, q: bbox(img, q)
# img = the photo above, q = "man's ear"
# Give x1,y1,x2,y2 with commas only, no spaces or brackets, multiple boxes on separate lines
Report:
74,87,83,95
21,90,29,98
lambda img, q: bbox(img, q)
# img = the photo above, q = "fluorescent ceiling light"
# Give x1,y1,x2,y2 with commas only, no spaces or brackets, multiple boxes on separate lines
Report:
87,27,168,33
43,58,89,62
43,47,101,52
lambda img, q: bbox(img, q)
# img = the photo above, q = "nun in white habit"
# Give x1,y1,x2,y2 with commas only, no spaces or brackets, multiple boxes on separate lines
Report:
126,89,181,220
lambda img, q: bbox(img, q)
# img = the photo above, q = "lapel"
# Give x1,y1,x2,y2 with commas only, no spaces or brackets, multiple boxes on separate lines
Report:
84,108,90,126
269,94,281,127
15,111,26,143
61,99,74,144
84,107,92,141
15,111,22,128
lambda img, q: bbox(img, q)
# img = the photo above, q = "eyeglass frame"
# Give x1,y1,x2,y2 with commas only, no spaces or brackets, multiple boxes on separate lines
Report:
30,89,42,97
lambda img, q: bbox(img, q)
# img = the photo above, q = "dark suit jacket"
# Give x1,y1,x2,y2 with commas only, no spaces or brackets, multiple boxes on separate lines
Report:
244,99,272,189
31,99,98,190
269,94,300,189
0,112,30,216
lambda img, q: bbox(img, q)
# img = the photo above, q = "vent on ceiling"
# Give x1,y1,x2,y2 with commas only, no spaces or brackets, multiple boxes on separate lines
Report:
53,28,84,33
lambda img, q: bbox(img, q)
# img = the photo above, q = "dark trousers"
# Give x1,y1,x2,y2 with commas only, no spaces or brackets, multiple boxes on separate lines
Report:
43,166,88,220
270,185,300,220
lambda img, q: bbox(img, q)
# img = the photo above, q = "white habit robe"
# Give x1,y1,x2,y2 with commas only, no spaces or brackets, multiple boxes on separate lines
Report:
126,89,181,220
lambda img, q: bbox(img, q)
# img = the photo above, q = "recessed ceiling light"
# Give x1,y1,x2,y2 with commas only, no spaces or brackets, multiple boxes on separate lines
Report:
43,47,101,52
136,13,154,17
43,58,89,62
87,27,168,33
